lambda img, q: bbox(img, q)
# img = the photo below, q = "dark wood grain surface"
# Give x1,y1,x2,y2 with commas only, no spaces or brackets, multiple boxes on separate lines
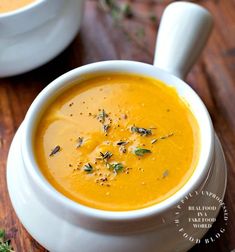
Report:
0,0,234,251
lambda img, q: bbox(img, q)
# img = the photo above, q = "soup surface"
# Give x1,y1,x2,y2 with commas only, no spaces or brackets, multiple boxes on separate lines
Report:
35,74,200,211
0,0,35,13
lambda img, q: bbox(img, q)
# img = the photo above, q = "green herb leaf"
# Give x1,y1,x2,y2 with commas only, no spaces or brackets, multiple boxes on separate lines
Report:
76,137,83,148
49,145,61,156
133,147,151,156
131,125,152,136
97,109,108,123
84,163,93,173
108,162,124,172
162,169,169,178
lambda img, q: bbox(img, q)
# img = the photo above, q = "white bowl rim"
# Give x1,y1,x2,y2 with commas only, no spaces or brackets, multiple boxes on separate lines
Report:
22,60,214,221
0,0,45,18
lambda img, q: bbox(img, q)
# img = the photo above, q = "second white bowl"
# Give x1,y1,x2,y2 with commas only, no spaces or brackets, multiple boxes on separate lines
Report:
0,0,84,77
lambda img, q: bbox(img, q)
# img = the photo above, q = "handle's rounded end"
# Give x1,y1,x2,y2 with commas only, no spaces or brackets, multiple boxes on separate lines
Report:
154,1,213,79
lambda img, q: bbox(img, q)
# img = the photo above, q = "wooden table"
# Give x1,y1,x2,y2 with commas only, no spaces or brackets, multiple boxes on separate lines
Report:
0,0,234,251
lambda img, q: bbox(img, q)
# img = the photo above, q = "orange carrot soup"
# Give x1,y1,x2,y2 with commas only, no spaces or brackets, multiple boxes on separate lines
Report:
35,74,200,211
0,0,36,13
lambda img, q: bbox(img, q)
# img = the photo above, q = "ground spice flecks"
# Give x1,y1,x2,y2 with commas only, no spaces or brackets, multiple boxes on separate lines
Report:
70,109,174,186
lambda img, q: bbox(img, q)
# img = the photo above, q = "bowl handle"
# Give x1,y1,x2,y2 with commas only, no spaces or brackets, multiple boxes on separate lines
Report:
153,2,213,80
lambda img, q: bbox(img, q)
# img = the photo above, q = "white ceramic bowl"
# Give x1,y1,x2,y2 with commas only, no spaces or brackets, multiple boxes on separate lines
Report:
7,2,227,252
0,0,84,77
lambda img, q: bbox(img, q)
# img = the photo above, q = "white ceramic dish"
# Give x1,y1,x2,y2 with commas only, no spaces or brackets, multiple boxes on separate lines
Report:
0,0,84,78
7,126,226,252
6,2,227,252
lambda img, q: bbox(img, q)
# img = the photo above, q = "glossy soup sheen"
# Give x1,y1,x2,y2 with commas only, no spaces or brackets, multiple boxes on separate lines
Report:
35,74,200,211
0,0,35,13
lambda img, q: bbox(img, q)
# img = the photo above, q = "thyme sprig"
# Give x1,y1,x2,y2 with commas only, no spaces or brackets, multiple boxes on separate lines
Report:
84,163,93,173
117,141,128,153
103,124,110,134
119,145,127,154
117,141,128,146
131,125,152,136
99,0,133,20
97,0,158,57
49,145,61,156
151,133,174,144
0,229,14,252
97,109,108,123
76,137,84,148
162,169,169,178
95,151,124,173
98,0,160,23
